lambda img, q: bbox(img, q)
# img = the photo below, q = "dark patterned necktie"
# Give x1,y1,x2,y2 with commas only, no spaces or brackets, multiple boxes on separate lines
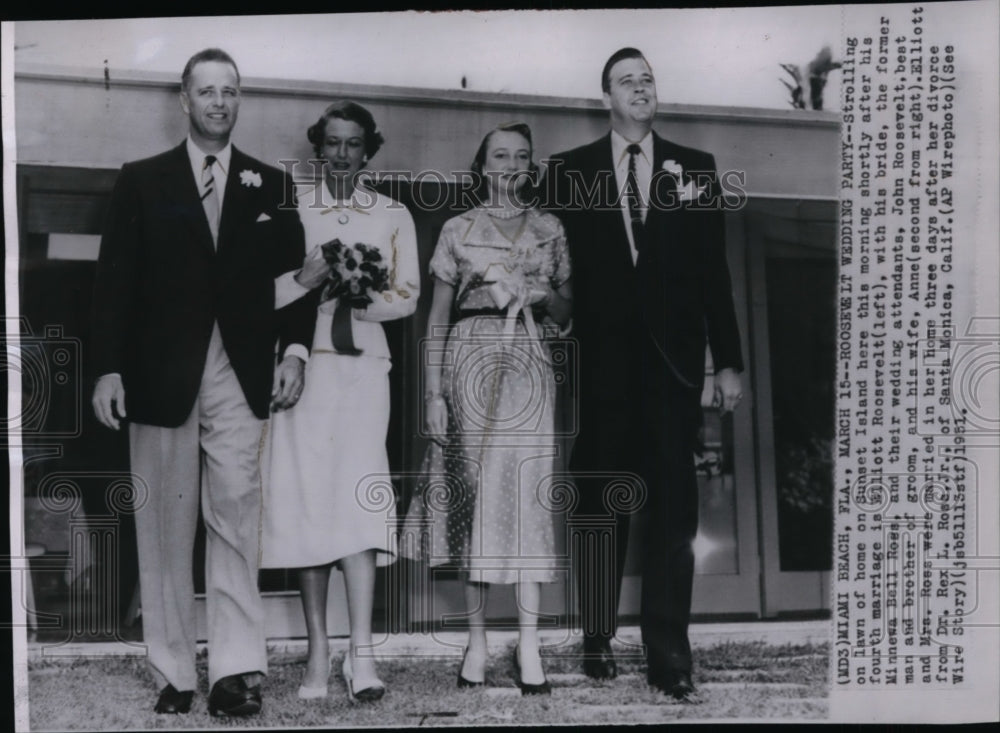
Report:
201,155,220,246
624,143,644,254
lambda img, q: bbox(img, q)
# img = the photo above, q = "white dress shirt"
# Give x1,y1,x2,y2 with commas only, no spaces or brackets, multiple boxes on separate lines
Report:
610,129,653,264
187,136,309,363
186,135,231,201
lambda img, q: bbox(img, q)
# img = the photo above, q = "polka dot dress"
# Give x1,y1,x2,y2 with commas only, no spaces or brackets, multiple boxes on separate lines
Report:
402,207,570,584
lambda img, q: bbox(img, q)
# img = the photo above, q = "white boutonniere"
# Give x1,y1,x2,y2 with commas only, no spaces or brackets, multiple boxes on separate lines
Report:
662,159,684,178
240,169,263,188
662,159,708,202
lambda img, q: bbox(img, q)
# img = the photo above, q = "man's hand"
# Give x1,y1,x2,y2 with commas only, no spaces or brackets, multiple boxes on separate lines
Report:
92,374,127,430
271,355,306,412
293,245,331,290
713,368,743,413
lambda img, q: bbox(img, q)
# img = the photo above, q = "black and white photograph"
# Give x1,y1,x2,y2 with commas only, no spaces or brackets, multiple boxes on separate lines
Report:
3,4,998,729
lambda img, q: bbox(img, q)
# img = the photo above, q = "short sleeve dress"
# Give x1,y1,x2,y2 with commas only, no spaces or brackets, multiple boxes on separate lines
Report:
401,206,571,584
261,184,420,569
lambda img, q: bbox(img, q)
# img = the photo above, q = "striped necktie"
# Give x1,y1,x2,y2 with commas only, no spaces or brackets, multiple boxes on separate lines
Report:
201,154,220,245
624,143,645,254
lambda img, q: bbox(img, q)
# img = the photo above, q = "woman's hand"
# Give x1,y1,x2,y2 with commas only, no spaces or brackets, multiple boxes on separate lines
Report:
536,278,572,326
526,282,553,308
425,395,448,445
424,278,455,444
294,245,332,290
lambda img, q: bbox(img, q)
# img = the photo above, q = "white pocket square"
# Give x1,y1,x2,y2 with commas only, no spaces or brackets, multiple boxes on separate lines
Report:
256,213,272,223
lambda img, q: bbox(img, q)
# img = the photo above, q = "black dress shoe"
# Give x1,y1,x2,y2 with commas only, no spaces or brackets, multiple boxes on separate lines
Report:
650,670,697,702
512,647,550,696
208,674,262,717
154,684,194,714
457,647,485,689
582,640,618,680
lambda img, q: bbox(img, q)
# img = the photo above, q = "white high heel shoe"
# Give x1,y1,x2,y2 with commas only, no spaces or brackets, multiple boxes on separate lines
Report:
297,657,330,700
342,652,385,703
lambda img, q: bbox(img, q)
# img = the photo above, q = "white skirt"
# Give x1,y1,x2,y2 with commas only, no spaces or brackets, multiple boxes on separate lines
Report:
261,344,397,569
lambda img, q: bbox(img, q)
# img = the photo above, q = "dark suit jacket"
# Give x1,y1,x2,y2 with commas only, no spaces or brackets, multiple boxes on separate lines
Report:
546,131,743,403
92,142,314,425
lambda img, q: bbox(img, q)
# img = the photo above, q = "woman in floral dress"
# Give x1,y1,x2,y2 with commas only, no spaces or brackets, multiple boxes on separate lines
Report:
404,122,572,695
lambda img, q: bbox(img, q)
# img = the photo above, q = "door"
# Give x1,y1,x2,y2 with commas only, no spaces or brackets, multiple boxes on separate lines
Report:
15,164,139,645
745,198,837,615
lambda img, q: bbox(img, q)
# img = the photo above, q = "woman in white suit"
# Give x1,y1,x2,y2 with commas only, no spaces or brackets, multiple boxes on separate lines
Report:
262,101,420,703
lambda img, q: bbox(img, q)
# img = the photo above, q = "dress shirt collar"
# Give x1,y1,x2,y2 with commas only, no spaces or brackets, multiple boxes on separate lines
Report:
186,135,232,182
610,128,653,170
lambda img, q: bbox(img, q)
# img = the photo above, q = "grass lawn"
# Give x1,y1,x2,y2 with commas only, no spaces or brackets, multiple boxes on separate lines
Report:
26,639,828,729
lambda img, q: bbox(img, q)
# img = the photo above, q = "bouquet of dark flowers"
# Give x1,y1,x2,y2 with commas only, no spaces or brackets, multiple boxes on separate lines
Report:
320,238,391,355
320,238,390,306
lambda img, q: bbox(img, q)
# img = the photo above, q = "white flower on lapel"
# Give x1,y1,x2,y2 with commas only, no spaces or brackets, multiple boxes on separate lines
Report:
662,159,707,202
240,169,263,188
662,159,684,178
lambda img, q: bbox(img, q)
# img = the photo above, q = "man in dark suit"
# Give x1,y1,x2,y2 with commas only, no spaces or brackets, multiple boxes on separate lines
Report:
545,47,744,700
91,48,316,716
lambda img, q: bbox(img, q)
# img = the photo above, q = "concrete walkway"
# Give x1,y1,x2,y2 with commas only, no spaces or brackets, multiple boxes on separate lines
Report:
27,620,829,661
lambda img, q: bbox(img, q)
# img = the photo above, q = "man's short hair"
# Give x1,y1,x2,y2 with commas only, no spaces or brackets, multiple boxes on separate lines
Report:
601,47,649,94
181,48,241,91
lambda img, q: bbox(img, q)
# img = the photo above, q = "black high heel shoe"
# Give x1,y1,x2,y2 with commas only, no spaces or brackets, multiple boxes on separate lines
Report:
457,647,485,689
512,646,551,696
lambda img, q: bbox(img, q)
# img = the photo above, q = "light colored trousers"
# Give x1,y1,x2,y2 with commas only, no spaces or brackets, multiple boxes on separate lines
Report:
129,324,267,690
